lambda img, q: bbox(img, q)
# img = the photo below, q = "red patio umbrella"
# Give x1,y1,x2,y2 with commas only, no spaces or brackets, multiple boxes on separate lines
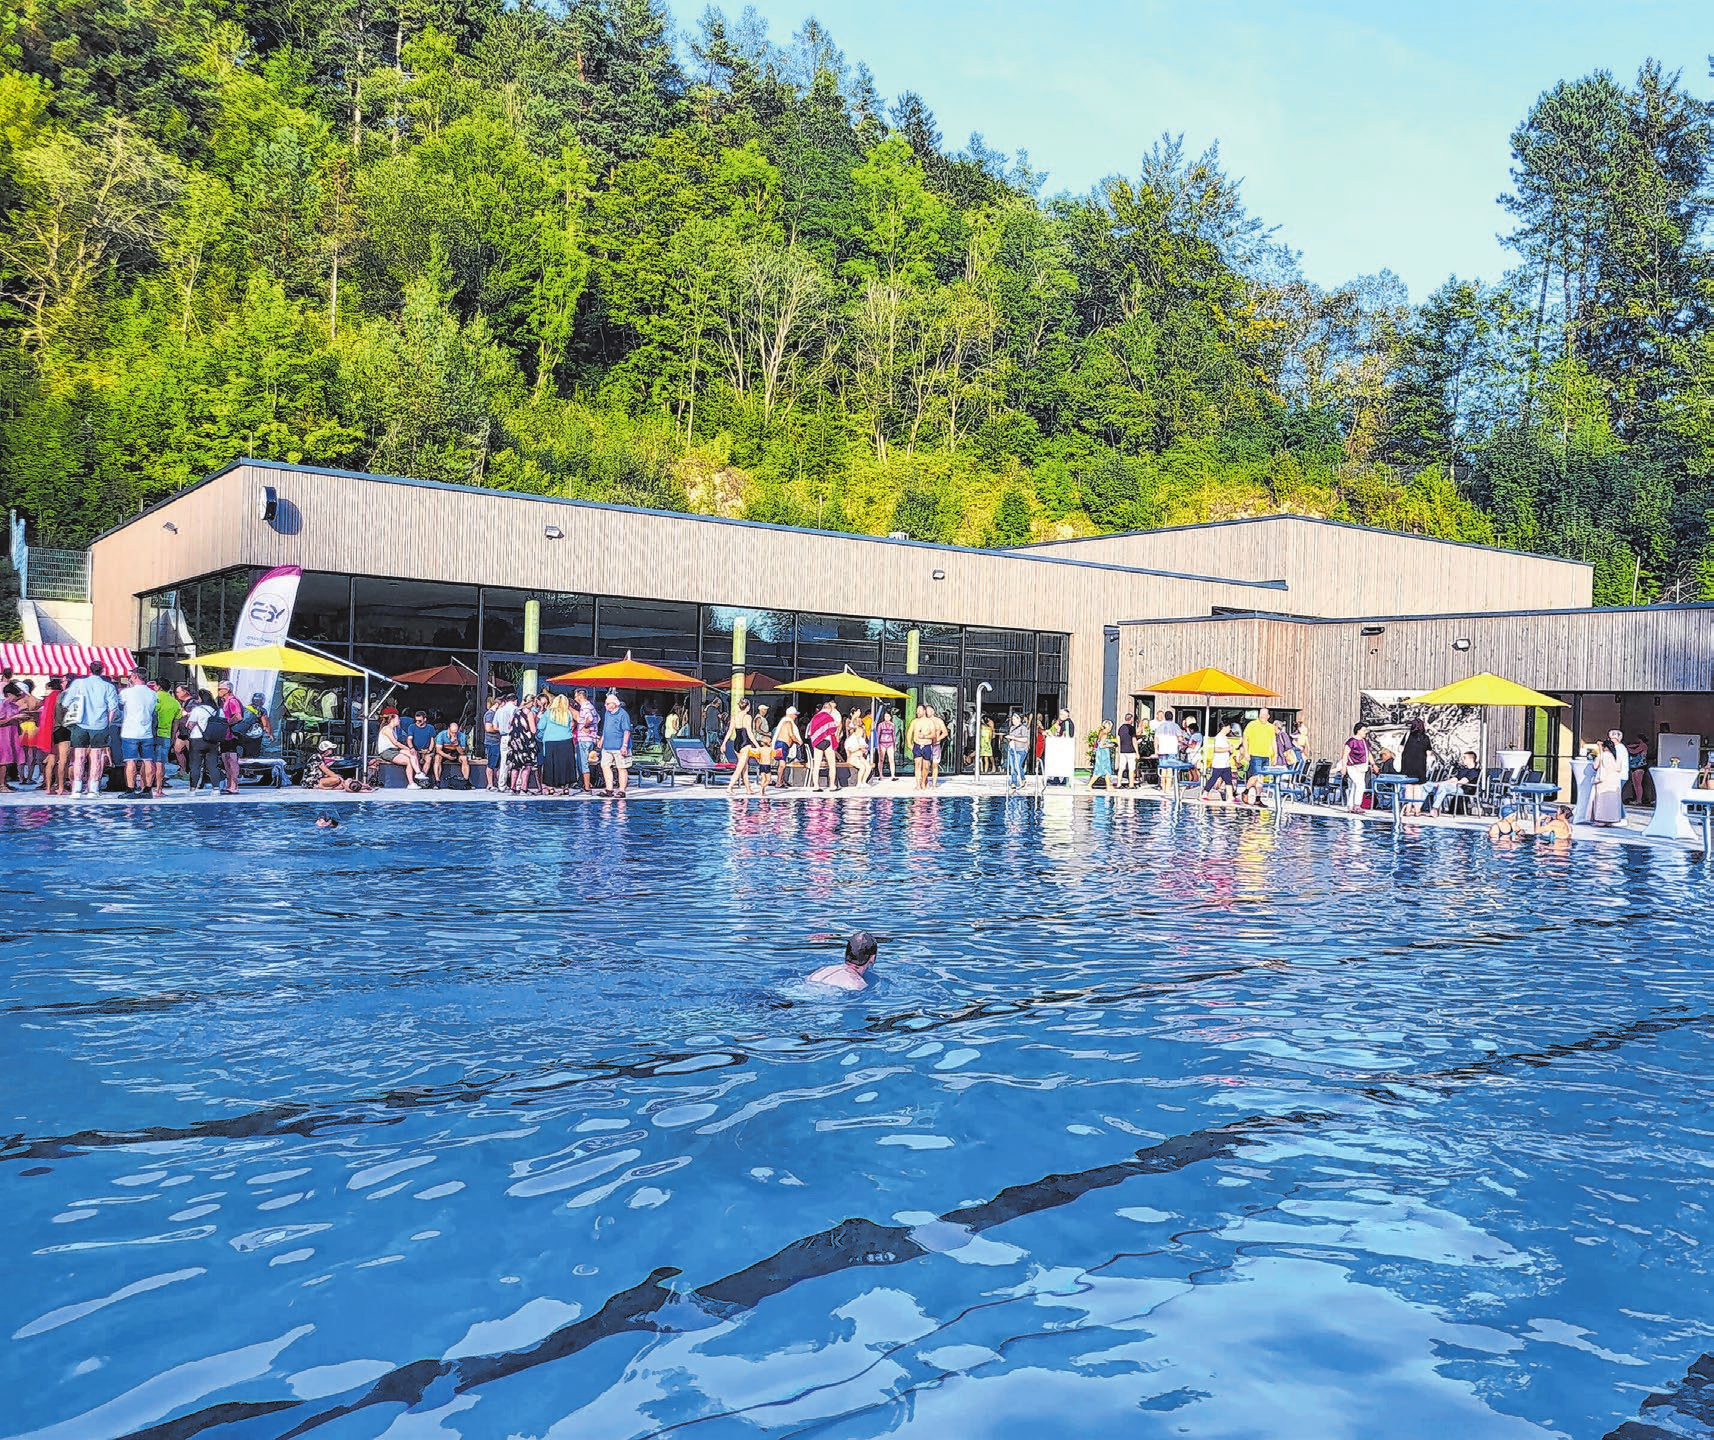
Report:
712,671,783,692
391,658,482,686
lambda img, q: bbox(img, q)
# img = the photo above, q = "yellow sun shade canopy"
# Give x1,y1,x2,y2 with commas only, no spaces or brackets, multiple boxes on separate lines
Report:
192,644,364,677
1138,666,1279,698
778,667,908,699
1409,673,1566,707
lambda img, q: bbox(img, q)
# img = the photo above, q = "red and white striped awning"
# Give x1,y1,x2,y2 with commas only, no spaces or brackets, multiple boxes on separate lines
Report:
0,644,138,678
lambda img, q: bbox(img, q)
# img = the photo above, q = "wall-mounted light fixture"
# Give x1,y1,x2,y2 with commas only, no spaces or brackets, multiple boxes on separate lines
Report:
931,569,946,581
1360,625,1385,637
543,525,565,540
1452,637,1472,651
161,522,178,535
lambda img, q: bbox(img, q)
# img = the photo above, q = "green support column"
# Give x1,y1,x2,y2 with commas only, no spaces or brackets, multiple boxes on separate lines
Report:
523,598,540,696
731,617,747,710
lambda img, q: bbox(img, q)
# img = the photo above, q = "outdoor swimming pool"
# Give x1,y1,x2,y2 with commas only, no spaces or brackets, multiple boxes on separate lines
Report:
2,796,1710,1439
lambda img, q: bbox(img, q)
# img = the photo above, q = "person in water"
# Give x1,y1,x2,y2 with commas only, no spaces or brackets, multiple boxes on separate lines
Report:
807,931,878,990
315,814,339,829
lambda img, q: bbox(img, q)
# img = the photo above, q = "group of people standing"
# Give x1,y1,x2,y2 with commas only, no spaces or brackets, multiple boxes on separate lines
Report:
0,661,269,797
717,699,948,794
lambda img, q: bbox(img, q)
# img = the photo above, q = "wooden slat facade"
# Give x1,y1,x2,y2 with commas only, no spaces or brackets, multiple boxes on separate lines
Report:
1021,518,1593,617
89,463,1283,721
1122,608,1714,765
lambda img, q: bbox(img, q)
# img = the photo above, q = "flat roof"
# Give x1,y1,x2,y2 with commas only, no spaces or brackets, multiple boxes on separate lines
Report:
96,458,1290,594
1008,512,1594,570
1117,602,1714,627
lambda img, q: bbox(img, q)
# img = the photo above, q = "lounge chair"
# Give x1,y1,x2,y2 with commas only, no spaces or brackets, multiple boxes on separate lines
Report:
668,736,736,785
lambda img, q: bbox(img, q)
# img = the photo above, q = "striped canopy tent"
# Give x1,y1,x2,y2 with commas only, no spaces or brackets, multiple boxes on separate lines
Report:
0,644,137,677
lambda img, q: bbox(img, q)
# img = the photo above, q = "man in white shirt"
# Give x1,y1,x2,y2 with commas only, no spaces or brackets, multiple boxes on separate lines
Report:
62,660,121,796
116,671,159,797
491,691,520,789
1150,708,1185,781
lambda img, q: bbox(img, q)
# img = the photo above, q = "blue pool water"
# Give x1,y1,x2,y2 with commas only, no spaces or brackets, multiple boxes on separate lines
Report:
2,796,1711,1439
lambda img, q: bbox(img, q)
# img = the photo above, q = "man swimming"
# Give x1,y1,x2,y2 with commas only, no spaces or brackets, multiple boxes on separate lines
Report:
807,931,878,991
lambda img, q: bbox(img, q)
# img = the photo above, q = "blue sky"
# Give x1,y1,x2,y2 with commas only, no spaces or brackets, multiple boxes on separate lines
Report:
663,0,1711,301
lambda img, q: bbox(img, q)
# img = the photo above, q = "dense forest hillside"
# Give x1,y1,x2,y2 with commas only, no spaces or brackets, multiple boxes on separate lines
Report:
1,0,1711,603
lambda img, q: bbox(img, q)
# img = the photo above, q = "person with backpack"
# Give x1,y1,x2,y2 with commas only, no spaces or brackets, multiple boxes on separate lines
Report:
214,680,250,795
183,689,222,794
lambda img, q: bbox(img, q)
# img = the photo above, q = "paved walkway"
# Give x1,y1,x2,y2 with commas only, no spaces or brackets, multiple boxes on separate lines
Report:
0,773,1703,854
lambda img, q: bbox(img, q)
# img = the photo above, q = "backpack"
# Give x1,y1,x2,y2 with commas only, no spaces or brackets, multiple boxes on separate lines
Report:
201,707,230,743
230,705,263,740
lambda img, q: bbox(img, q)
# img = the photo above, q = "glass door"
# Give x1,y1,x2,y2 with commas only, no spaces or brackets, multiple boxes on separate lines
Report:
922,681,963,777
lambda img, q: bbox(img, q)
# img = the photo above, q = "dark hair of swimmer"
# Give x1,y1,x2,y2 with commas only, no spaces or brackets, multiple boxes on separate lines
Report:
845,931,877,968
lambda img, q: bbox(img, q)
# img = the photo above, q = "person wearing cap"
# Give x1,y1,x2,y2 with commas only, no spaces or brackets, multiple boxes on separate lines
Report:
214,679,246,795
807,932,879,991
598,690,633,796
771,705,804,787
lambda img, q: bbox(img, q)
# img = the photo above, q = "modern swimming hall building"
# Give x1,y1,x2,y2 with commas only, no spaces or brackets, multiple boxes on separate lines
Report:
85,459,1712,780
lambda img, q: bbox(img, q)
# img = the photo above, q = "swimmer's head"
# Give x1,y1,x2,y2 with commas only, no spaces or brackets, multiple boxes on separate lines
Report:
845,931,877,969
315,815,339,829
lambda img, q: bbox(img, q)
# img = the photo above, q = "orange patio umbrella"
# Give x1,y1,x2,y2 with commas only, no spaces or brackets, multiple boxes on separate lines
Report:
1139,666,1279,699
547,652,702,691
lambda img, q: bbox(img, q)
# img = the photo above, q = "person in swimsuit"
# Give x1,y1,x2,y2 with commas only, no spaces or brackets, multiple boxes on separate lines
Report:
872,709,898,780
806,701,840,791
908,704,937,791
772,705,804,787
725,699,768,794
807,931,878,991
844,712,872,785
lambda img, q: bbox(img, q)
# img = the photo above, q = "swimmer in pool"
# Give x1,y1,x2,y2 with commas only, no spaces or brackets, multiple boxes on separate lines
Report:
807,931,878,991
315,814,339,829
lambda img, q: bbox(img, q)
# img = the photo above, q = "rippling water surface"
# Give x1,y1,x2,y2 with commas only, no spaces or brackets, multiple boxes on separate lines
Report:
2,796,1711,1439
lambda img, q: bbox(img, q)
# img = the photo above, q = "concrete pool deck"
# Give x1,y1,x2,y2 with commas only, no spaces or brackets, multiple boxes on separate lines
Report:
1,773,1706,854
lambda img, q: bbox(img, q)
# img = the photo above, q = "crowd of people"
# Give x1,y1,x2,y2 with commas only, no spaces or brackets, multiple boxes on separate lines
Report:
0,661,271,797
3,664,1701,848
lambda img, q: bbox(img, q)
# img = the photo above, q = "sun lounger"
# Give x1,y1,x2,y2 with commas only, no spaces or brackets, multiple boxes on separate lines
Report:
668,736,735,785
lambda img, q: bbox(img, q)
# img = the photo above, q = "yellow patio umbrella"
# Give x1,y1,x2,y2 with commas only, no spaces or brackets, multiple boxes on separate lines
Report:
1409,672,1566,779
193,643,363,677
778,666,908,699
195,642,382,769
1138,666,1279,698
1408,673,1565,708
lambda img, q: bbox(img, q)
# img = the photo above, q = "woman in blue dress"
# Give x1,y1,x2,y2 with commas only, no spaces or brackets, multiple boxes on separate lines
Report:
1088,720,1116,789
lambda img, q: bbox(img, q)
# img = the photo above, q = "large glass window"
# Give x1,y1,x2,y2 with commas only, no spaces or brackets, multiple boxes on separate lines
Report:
798,613,882,675
184,569,256,654
293,571,352,646
881,621,960,678
353,578,478,650
964,628,1035,686
1037,633,1069,685
481,588,594,656
595,598,700,665
704,606,794,673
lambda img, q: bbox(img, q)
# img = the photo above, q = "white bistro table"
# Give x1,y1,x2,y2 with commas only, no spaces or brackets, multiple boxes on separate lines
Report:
1643,766,1698,841
1570,756,1596,825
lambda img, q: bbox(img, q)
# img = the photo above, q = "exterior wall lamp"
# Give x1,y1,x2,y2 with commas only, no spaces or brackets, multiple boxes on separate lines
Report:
543,525,565,540
1452,638,1472,651
931,569,946,580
